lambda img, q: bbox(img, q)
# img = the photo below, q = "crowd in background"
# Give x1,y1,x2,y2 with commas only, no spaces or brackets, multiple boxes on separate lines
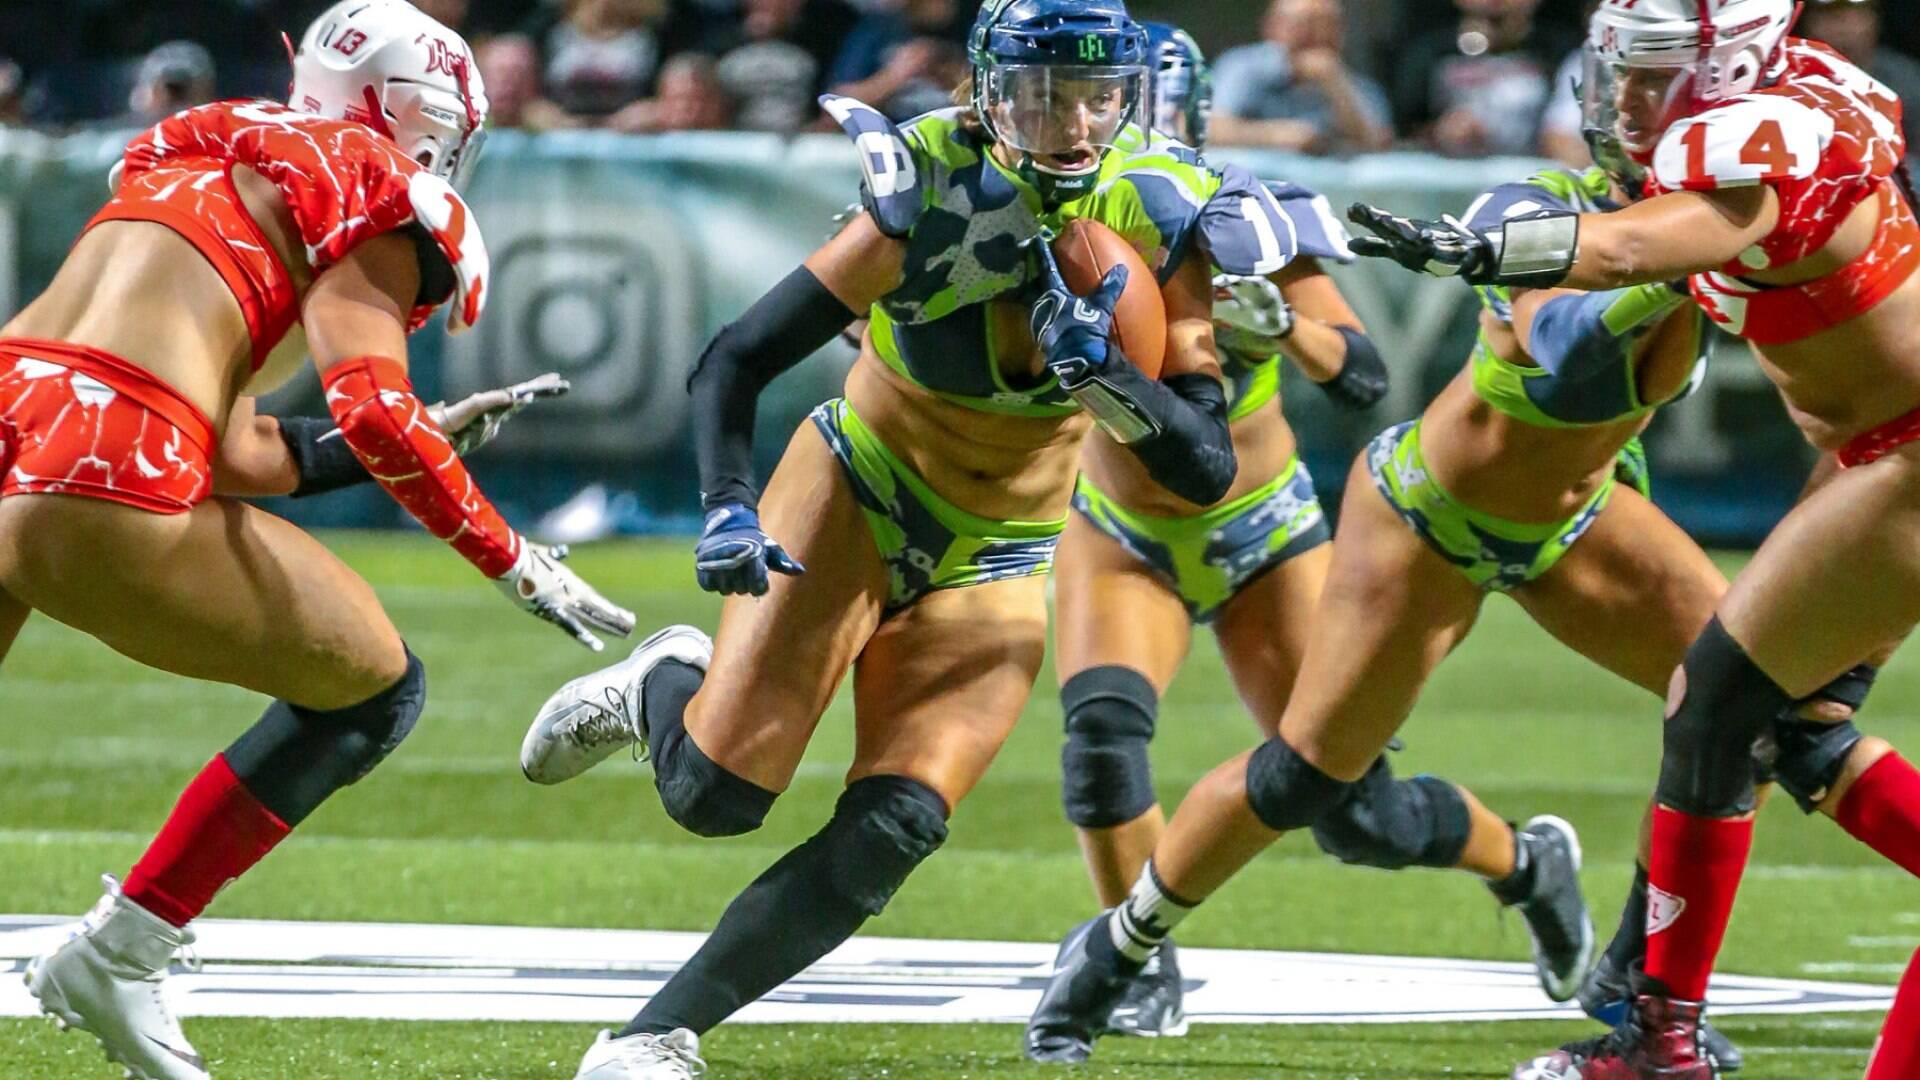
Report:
0,0,1914,165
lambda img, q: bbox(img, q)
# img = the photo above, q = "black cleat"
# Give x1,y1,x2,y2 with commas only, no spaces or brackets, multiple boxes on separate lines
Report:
1025,916,1141,1064
1579,954,1744,1072
1104,939,1188,1038
1491,815,1595,1002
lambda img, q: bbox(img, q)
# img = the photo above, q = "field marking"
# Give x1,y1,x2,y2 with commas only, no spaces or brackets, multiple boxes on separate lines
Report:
0,916,1892,1027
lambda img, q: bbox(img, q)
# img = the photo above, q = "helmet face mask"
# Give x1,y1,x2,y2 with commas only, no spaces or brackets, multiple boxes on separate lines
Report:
291,0,490,188
968,0,1149,200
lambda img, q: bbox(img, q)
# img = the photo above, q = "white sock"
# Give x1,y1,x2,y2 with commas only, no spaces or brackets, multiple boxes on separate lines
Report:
1109,859,1197,963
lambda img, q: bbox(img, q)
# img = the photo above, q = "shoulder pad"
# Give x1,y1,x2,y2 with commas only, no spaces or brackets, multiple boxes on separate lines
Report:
1652,96,1831,193
1460,171,1601,232
820,94,924,239
1260,179,1355,264
1198,163,1302,276
405,173,489,334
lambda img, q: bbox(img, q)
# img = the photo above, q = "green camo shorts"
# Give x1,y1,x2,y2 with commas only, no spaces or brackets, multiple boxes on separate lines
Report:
1365,419,1650,592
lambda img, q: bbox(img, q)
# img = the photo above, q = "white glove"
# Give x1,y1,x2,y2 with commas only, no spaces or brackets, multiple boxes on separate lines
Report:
1211,273,1295,361
494,542,636,652
428,373,570,456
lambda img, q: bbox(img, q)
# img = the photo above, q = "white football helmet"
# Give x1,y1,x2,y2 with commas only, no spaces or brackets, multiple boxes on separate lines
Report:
290,0,489,188
1586,0,1795,160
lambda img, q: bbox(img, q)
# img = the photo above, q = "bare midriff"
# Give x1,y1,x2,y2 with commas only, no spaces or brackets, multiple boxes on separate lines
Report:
0,166,305,438
1078,397,1297,518
845,343,1090,526
1752,269,1920,451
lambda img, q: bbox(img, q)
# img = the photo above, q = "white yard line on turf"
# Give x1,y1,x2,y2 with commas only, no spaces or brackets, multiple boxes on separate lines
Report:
0,917,1895,1026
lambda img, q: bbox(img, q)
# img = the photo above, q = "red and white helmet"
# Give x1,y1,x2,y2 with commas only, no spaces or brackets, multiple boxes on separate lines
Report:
290,0,489,188
1586,0,1795,159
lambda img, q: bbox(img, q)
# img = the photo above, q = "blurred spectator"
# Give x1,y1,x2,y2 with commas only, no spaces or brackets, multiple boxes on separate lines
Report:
1800,0,1920,156
1392,0,1578,157
696,0,861,133
100,41,218,130
1208,0,1394,155
476,33,555,130
412,0,471,31
535,0,668,121
827,0,970,118
0,58,26,129
1538,0,1600,168
607,53,736,132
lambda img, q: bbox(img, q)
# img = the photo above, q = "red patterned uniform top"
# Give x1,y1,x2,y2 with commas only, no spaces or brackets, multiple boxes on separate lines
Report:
1645,41,1917,344
88,100,489,369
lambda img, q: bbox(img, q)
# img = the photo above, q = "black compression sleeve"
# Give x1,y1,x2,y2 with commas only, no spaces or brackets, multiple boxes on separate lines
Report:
1089,358,1237,505
278,415,372,497
689,266,858,511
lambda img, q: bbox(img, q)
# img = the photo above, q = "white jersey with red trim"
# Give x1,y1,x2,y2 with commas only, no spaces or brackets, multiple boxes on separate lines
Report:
118,100,488,336
1646,39,1907,273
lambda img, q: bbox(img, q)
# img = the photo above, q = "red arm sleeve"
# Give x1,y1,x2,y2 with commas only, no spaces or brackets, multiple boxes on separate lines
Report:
320,356,522,578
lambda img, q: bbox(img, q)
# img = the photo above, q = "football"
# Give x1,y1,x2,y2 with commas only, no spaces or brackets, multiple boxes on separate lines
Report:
1051,218,1168,379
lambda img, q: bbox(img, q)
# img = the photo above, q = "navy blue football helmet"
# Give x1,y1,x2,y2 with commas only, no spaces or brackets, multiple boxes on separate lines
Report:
1143,23,1211,150
968,0,1150,201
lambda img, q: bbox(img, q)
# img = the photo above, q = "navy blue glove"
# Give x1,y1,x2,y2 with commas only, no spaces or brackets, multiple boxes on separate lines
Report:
1030,241,1131,388
695,502,805,596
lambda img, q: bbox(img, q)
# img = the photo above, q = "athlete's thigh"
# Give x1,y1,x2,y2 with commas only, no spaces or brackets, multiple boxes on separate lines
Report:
0,494,403,708
849,575,1049,808
1513,486,1728,696
1278,458,1485,781
0,583,27,667
685,421,890,790
1051,514,1192,692
1719,445,1920,696
1213,542,1329,736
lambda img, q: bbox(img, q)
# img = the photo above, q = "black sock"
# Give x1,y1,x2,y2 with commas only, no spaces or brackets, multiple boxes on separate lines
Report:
640,659,704,744
1601,864,1651,974
622,776,947,1037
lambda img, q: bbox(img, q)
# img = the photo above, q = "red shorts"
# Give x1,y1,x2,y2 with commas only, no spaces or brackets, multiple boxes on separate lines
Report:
0,338,215,514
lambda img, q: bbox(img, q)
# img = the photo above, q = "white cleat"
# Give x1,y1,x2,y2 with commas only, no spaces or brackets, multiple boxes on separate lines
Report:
574,1028,706,1079
521,625,713,784
26,877,209,1080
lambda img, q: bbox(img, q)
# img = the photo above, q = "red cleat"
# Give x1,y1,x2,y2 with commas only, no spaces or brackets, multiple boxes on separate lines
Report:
1512,988,1717,1079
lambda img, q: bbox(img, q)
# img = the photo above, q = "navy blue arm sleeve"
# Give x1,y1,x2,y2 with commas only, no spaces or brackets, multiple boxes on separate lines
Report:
688,266,858,511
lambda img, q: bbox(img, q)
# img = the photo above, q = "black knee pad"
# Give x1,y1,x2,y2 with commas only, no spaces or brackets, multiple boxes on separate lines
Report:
1245,733,1353,831
1809,664,1879,713
1754,715,1865,814
816,775,949,917
652,721,777,838
1656,617,1794,818
224,648,427,825
1310,757,1472,870
1059,666,1158,829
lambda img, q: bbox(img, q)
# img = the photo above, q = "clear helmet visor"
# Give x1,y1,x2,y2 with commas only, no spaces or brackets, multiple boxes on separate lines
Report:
983,63,1144,172
1149,62,1197,144
1580,44,1694,161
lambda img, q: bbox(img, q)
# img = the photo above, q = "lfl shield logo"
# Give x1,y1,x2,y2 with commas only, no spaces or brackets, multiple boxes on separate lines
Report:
1647,884,1688,936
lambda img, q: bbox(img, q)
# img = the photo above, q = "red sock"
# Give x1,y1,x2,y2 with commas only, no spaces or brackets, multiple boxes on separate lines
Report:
1643,805,1754,1001
1836,753,1920,879
1867,948,1920,1079
122,755,291,927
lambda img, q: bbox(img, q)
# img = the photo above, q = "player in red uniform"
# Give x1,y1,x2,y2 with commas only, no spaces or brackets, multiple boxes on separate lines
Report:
1344,1,1920,1075
7,3,630,1077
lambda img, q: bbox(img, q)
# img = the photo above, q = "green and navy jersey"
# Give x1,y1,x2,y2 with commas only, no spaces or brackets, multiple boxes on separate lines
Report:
1460,167,1707,429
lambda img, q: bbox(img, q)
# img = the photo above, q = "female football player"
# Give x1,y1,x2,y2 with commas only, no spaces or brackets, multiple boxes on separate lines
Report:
516,1,1287,1075
1040,23,1589,1050
1319,2,1920,1073
10,5,629,1078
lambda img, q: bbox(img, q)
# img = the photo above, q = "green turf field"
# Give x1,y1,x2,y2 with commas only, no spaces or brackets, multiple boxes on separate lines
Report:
2,534,1913,1078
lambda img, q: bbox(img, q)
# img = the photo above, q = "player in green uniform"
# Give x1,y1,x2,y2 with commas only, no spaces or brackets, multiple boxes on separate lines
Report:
515,2,1264,1076
1039,24,1592,1052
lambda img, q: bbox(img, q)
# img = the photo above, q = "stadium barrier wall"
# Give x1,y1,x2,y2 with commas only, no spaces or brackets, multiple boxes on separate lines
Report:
0,126,1815,543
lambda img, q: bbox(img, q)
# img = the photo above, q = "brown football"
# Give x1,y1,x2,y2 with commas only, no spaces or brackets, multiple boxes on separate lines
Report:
1051,218,1167,379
